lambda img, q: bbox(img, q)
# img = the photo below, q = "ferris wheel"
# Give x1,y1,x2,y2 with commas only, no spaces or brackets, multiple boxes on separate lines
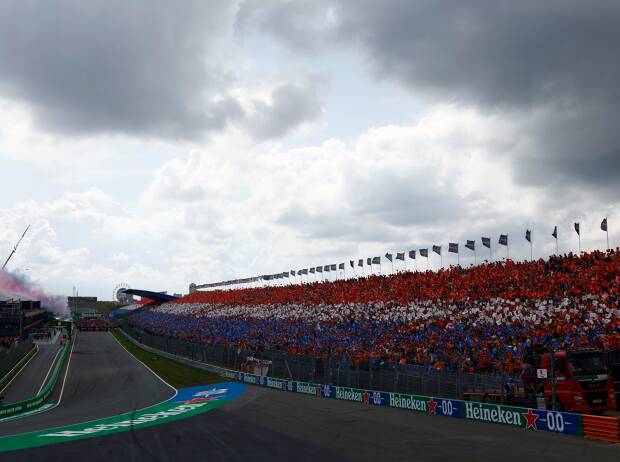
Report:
113,283,133,304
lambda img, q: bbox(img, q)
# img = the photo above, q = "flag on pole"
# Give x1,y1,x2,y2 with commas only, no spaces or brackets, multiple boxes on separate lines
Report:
481,237,491,248
349,260,354,268
499,234,508,246
409,250,416,259
372,256,381,264
385,253,393,262
331,264,337,271
396,252,405,261
419,249,428,257
601,218,608,231
324,265,330,272
283,272,289,278
316,266,322,273
525,230,531,243
465,240,475,251
291,270,296,276
574,222,580,236
367,257,372,266
310,267,315,274
552,226,557,239
448,243,458,253
338,263,345,270
358,259,363,267
432,245,442,255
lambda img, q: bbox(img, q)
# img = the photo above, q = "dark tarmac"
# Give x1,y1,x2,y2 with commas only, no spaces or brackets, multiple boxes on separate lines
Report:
1,332,618,462
0,343,61,404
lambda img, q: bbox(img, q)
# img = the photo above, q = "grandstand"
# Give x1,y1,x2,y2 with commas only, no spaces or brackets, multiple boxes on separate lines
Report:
129,250,620,376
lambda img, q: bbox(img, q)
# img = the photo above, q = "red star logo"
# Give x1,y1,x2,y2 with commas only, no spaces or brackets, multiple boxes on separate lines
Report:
363,391,369,404
428,398,438,415
521,408,539,430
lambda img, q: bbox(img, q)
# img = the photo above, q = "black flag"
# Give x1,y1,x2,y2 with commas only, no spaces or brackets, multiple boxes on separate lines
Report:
316,266,322,273
601,218,608,232
372,256,381,264
310,267,315,274
291,270,296,276
448,243,458,253
396,252,405,261
339,263,345,270
419,248,428,257
349,260,354,268
499,234,508,246
465,240,475,251
574,222,580,236
409,250,416,259
525,230,531,243
432,245,441,255
385,253,393,262
283,272,289,278
331,264,337,271
481,237,491,248
367,257,372,266
324,265,330,272
552,226,557,239
358,259,363,267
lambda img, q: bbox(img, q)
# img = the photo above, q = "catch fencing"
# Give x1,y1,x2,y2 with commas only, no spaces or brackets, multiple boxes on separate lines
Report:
123,324,518,402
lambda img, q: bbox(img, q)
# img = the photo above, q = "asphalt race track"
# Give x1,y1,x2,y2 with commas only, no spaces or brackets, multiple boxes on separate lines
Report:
0,332,174,437
1,334,619,462
0,343,61,404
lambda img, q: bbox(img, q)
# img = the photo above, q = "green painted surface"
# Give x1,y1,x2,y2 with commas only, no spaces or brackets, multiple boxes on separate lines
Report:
0,397,231,452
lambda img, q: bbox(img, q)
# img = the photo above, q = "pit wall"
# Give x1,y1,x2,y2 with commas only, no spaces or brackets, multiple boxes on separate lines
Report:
117,329,620,443
0,340,70,419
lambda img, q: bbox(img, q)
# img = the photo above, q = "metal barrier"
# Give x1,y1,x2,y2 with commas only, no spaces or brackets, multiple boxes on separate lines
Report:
123,324,518,401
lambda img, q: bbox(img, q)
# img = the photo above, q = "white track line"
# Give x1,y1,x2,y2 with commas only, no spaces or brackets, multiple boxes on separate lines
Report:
0,344,39,396
109,331,177,397
56,332,77,406
36,346,63,395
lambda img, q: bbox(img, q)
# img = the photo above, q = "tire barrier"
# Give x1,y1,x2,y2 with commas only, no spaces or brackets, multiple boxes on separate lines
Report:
582,414,620,443
0,341,70,420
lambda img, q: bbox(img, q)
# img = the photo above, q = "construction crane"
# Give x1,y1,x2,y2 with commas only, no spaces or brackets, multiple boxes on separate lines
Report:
1,224,31,271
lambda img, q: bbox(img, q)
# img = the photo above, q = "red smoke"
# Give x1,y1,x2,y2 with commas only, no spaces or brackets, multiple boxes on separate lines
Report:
0,270,66,312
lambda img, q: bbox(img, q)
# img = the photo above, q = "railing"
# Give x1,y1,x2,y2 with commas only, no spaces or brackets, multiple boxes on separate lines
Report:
123,324,520,402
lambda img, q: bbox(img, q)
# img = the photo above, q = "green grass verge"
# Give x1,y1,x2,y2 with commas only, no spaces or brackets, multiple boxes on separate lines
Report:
111,329,226,389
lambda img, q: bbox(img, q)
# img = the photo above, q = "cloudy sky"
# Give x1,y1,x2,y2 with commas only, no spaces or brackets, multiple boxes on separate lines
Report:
1,1,619,300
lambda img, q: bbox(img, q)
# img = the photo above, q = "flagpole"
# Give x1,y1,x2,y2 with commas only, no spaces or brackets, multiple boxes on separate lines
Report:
555,237,559,255
607,226,610,251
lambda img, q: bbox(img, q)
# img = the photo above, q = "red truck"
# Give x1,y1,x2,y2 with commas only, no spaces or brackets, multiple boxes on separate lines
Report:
523,347,616,413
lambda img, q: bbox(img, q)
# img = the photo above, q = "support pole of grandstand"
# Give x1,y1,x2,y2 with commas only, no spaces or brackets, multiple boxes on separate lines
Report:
550,345,557,411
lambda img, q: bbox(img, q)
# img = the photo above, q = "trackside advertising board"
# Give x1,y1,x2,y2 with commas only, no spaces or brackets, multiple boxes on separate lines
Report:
0,382,246,453
218,368,582,437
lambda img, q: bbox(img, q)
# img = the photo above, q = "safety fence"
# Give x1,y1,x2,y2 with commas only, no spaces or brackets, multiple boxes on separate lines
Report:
123,325,518,403
119,328,620,443
0,340,70,419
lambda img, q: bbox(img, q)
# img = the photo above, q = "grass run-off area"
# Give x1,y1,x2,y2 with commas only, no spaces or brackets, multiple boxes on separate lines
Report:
111,329,226,389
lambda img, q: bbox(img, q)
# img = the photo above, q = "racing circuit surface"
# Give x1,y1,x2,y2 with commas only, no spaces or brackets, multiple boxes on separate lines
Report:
1,333,619,462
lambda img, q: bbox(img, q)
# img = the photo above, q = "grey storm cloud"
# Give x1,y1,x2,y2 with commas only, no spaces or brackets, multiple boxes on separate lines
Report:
0,0,321,140
240,0,620,193
244,82,322,139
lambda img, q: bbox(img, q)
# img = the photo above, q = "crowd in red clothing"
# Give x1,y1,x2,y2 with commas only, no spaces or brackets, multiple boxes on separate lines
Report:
130,249,620,374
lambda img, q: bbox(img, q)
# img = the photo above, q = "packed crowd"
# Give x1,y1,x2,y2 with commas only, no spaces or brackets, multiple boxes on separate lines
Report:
129,250,620,374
